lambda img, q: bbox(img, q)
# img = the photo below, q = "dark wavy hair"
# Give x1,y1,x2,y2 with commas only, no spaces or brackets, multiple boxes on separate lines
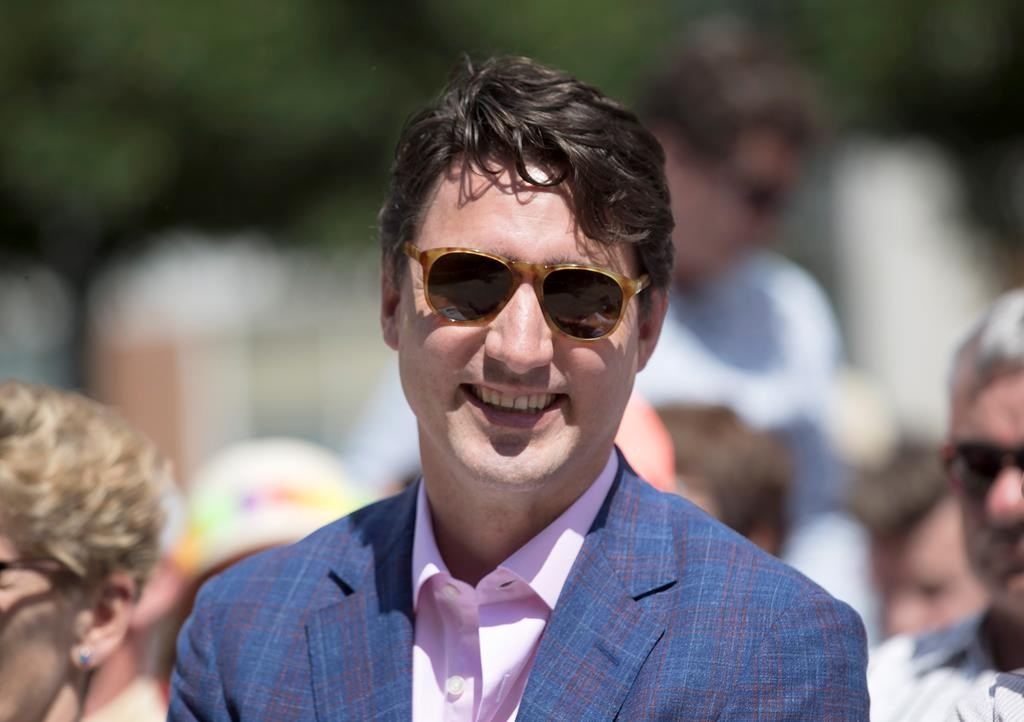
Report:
378,55,674,296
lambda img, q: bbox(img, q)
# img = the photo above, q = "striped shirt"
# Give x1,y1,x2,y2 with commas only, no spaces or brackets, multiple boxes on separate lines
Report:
951,671,1024,722
868,614,998,721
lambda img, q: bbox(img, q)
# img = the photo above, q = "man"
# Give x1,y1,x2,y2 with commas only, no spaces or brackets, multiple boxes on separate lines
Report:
170,55,867,720
849,440,986,639
869,289,1024,720
632,20,872,618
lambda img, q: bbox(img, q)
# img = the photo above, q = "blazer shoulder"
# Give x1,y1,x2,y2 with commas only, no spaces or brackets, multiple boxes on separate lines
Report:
621,469,856,616
197,487,415,604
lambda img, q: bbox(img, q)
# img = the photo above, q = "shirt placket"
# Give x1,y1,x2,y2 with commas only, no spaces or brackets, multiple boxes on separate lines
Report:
438,578,480,721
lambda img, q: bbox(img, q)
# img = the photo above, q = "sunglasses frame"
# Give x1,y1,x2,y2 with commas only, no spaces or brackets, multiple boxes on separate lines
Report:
403,243,650,341
943,441,1024,498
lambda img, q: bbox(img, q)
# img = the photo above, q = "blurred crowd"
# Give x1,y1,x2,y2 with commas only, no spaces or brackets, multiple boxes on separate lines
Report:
2,17,1023,722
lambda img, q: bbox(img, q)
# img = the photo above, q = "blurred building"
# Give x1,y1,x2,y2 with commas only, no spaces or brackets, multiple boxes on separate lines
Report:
87,233,388,482
832,139,998,438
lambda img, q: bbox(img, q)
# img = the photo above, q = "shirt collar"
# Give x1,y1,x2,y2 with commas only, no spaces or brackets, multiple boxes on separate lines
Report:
411,450,618,611
908,612,993,675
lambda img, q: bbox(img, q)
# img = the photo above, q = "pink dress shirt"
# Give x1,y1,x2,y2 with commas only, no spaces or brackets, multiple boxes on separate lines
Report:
411,451,618,722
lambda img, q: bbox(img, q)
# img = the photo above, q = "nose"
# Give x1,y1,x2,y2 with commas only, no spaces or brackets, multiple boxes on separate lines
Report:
985,464,1024,526
483,282,554,375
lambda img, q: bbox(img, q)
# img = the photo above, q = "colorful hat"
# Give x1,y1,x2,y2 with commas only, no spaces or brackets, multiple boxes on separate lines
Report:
174,438,371,578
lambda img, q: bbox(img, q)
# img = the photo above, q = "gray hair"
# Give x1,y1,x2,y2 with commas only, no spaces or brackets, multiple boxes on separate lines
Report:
950,289,1024,401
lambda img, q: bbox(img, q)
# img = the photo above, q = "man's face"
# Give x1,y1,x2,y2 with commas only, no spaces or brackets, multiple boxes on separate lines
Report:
949,368,1024,614
656,126,800,290
871,497,987,638
381,164,665,498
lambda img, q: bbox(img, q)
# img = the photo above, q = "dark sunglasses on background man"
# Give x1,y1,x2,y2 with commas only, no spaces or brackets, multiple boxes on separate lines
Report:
944,442,1024,499
404,243,650,341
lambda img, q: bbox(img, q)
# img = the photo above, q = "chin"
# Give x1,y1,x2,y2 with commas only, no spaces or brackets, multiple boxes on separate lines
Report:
459,444,569,493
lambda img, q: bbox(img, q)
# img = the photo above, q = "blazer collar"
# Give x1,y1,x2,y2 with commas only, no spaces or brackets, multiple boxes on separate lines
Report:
518,453,679,720
307,483,419,722
305,454,679,722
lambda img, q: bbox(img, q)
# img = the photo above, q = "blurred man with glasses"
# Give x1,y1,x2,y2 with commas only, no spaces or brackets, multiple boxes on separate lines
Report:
870,289,1024,720
170,54,867,721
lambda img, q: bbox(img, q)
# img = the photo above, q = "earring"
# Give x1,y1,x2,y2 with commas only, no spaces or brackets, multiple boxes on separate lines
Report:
76,647,93,668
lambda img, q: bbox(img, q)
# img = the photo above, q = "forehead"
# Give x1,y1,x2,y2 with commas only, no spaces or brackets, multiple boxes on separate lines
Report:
416,164,635,272
952,368,1024,444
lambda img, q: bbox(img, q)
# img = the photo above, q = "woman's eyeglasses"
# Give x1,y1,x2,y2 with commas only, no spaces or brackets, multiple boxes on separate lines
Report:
404,243,649,341
944,442,1024,499
0,558,67,577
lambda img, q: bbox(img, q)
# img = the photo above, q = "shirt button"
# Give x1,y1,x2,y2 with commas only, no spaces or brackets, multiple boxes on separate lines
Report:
442,583,459,599
446,675,465,698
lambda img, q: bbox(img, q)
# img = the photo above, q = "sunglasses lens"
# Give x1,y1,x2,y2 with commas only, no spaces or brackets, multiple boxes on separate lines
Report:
426,252,513,322
543,269,624,340
955,445,1005,497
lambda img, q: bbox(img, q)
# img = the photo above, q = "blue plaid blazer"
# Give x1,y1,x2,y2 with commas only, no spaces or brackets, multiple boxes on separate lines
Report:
170,456,869,720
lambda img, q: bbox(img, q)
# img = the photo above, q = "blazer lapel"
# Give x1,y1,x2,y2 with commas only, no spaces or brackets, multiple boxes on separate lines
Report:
517,459,678,721
307,485,418,722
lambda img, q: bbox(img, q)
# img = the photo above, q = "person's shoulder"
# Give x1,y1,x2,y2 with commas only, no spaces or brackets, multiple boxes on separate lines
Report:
749,249,823,289
952,670,1024,722
868,614,989,722
615,472,869,716
196,490,412,606
622,472,855,617
749,250,835,314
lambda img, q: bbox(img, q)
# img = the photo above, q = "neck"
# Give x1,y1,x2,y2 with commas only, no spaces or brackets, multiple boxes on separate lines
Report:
986,603,1024,670
40,682,85,722
419,447,610,586
82,633,142,715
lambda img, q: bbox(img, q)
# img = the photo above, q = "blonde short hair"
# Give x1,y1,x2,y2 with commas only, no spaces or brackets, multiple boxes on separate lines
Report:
0,380,169,590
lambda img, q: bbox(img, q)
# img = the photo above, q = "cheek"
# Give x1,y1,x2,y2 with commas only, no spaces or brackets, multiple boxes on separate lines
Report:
0,595,74,686
562,343,635,413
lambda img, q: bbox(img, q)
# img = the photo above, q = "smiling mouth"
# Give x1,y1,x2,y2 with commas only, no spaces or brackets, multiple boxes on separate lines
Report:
467,385,558,413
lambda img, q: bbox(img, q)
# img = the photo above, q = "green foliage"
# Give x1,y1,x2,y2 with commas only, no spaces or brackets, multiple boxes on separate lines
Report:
2,0,1024,266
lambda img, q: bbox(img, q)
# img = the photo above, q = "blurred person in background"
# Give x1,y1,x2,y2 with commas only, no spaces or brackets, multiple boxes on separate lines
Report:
658,404,792,556
0,380,169,722
953,469,1024,722
869,289,1024,720
633,17,869,615
849,440,986,640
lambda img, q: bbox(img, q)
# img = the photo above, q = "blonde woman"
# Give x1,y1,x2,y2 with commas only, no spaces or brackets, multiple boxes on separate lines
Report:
0,380,169,722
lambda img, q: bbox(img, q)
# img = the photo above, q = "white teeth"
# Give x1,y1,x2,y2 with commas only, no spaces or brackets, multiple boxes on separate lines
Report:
472,386,555,413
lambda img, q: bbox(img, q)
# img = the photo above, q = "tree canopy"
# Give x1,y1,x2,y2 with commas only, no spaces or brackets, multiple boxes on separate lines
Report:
2,0,1023,273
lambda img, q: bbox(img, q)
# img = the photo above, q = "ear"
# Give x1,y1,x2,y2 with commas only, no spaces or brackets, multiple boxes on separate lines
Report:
940,441,962,494
636,288,668,372
381,269,402,351
71,573,137,670
128,557,185,631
